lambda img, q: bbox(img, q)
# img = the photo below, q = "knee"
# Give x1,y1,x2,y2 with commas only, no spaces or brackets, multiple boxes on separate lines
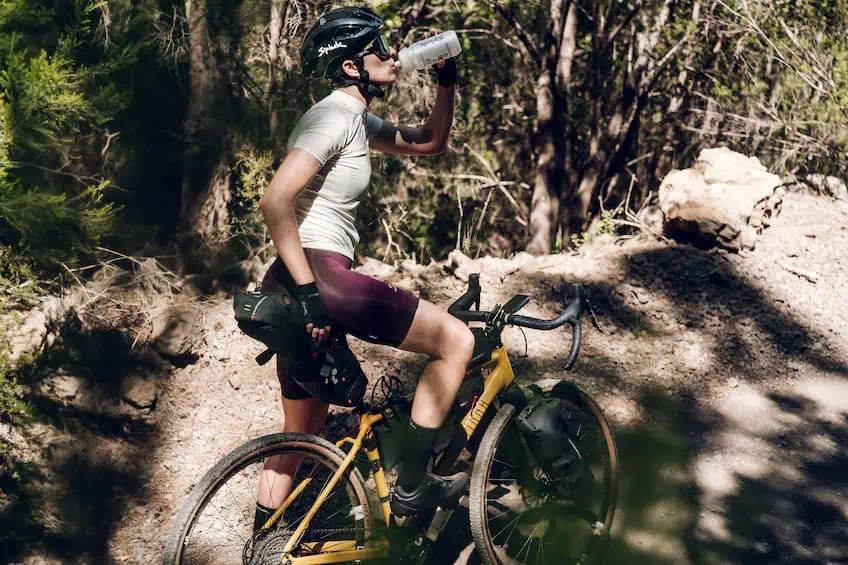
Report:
443,320,475,364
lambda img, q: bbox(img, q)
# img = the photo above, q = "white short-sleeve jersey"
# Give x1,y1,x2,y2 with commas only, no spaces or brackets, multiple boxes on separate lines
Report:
287,90,384,260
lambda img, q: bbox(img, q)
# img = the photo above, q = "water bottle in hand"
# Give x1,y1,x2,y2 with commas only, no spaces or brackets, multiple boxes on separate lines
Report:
396,31,462,74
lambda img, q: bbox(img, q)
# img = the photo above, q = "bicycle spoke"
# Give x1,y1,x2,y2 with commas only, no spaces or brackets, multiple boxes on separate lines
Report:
170,441,368,565
222,482,248,542
494,456,516,469
491,512,523,542
517,522,541,563
202,494,246,544
486,505,516,522
538,533,545,565
286,487,340,529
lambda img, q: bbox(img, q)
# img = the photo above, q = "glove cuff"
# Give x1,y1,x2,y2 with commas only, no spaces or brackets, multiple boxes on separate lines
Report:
295,282,319,297
433,59,457,87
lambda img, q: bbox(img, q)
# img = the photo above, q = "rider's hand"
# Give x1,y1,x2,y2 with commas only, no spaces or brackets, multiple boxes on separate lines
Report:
432,57,457,87
295,282,331,344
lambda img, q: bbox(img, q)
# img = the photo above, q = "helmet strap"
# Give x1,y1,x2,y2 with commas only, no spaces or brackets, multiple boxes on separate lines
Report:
336,57,385,99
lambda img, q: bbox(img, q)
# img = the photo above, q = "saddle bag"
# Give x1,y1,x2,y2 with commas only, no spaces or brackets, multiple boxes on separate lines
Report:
233,288,367,407
233,289,304,359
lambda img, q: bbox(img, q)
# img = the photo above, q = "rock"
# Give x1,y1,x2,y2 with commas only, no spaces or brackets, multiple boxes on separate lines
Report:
123,376,159,409
728,377,740,389
152,308,204,364
805,174,848,200
636,204,665,234
355,257,395,278
197,406,211,424
447,249,475,281
738,226,758,251
658,147,783,251
398,259,426,275
52,374,84,400
228,374,243,390
636,291,650,305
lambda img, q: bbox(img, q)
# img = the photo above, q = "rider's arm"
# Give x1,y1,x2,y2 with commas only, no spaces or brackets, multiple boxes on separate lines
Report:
369,83,455,156
259,148,322,285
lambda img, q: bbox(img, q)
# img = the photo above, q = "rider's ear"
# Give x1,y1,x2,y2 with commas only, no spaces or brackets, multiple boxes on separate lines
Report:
340,59,360,79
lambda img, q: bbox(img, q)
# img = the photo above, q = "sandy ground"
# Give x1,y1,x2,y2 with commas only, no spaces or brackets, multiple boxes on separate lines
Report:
3,191,847,564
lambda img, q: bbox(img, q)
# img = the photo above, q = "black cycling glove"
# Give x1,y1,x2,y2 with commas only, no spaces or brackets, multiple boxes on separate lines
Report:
432,57,457,87
295,282,331,334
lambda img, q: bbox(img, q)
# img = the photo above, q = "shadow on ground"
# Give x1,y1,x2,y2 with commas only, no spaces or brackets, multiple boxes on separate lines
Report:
504,245,848,564
2,241,846,563
1,309,165,563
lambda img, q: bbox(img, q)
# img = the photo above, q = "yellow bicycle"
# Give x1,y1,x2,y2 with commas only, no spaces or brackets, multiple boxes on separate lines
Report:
164,274,618,565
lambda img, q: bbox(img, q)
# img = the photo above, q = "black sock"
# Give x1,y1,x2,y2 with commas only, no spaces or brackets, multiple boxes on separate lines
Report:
397,421,440,492
254,502,276,531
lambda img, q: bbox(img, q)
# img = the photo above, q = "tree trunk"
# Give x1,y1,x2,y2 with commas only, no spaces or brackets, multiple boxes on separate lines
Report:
562,0,679,238
527,0,575,255
397,0,428,42
527,69,558,256
654,0,701,181
178,0,242,268
268,0,289,139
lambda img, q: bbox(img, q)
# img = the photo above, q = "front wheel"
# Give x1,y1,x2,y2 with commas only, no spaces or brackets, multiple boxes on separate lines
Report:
163,432,374,565
469,382,618,565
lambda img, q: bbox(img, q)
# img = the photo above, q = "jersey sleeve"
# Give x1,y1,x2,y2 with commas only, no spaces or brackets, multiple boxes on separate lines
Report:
364,112,385,140
290,107,348,166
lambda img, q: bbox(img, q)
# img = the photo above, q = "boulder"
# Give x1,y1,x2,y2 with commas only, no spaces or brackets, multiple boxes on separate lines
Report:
658,147,783,251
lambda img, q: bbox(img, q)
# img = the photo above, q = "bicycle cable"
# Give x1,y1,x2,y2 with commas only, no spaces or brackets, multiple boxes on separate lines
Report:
367,373,409,412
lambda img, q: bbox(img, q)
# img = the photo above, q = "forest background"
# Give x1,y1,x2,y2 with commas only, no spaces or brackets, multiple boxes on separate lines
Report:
1,0,846,420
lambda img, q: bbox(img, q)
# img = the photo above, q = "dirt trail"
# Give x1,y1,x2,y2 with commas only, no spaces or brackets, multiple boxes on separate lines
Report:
4,191,847,564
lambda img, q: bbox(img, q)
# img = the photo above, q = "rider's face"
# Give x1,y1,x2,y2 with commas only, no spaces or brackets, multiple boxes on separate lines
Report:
360,35,397,85
361,50,397,84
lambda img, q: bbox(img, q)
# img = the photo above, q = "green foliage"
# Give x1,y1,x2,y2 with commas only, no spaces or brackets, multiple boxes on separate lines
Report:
0,179,115,251
0,0,142,288
0,328,33,425
569,209,618,249
705,0,848,177
230,146,274,240
2,0,847,284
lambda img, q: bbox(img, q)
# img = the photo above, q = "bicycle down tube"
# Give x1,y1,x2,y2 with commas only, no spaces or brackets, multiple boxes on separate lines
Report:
275,347,516,564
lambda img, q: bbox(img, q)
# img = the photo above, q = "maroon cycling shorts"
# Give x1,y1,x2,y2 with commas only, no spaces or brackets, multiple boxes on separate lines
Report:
261,248,420,400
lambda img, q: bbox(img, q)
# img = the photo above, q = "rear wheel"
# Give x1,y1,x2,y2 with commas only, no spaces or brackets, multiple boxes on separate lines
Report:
469,382,618,565
163,433,374,565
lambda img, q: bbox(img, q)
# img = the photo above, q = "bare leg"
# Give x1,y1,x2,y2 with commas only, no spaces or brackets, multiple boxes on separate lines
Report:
257,395,329,509
389,299,474,514
399,299,475,428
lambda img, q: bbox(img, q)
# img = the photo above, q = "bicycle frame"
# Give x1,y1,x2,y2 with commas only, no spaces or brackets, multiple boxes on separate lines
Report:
269,346,517,564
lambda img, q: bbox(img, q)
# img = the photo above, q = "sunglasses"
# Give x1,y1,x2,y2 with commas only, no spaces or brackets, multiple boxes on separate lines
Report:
359,34,393,61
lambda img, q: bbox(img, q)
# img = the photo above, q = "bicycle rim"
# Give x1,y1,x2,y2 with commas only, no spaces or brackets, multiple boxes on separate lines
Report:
163,433,372,565
470,388,618,565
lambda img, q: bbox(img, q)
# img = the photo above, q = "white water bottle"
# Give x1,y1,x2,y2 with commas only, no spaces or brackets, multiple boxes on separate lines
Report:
396,31,462,73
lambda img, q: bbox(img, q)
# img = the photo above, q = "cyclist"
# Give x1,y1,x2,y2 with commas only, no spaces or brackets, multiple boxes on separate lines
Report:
255,6,473,529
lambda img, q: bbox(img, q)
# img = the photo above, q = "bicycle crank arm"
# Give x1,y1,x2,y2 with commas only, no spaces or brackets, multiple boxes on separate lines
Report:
424,504,457,543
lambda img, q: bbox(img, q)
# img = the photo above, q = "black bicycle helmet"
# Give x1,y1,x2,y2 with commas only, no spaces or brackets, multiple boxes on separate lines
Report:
300,6,390,98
